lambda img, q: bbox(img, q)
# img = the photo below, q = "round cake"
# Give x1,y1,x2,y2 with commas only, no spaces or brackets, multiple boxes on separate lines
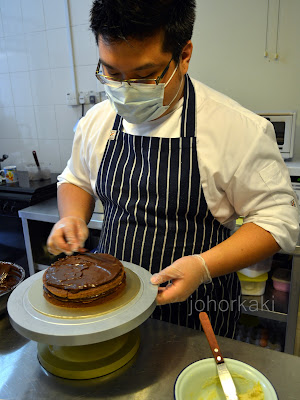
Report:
43,253,126,308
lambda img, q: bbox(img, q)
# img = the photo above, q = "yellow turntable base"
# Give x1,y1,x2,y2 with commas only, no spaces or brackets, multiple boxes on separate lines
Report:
37,328,140,379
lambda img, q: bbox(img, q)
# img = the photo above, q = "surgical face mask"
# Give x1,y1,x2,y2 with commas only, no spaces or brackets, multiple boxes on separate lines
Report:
104,64,182,124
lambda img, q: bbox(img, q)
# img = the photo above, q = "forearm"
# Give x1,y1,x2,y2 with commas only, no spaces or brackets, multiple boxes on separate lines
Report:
201,222,280,278
58,183,95,223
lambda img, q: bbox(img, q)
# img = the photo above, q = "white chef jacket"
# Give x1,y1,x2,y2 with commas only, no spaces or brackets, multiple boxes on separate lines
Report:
58,77,299,253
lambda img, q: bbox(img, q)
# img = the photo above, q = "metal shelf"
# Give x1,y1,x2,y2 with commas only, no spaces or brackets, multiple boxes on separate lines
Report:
241,280,289,322
240,249,300,354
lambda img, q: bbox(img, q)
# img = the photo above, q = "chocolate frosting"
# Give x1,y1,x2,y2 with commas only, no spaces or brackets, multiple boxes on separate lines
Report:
0,262,22,295
45,254,123,290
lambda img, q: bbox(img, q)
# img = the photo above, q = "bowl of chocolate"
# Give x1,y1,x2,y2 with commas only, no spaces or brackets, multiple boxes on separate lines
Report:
0,262,25,315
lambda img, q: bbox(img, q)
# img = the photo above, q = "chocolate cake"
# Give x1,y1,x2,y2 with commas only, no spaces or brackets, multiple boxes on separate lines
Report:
43,253,126,308
0,262,24,295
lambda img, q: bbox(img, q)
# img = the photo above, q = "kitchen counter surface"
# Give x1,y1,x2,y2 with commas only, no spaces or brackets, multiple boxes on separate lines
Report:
1,313,299,399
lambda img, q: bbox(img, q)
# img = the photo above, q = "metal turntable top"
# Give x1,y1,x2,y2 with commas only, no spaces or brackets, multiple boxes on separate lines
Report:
8,261,158,346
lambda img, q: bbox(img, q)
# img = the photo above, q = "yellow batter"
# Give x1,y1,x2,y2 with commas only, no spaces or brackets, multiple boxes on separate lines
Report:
239,382,264,399
198,374,264,400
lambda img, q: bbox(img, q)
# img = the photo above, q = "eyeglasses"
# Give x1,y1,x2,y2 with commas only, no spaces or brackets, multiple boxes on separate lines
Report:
95,57,173,87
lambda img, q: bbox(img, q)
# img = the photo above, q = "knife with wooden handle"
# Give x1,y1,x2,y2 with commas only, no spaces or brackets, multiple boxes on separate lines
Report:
199,312,238,400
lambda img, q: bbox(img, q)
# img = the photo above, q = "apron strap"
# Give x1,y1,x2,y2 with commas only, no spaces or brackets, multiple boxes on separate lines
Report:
111,113,123,133
180,74,196,138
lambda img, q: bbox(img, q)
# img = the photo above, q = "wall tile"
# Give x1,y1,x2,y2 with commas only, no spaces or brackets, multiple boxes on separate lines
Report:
15,106,37,139
55,104,80,140
47,28,69,68
72,24,97,66
34,105,58,139
0,107,19,139
11,71,33,106
0,74,14,106
0,38,9,73
69,0,94,26
21,0,45,34
96,80,105,94
76,65,98,93
0,9,4,38
42,0,65,30
51,67,73,105
26,31,49,70
5,34,29,72
29,69,54,105
1,0,24,37
37,138,62,172
59,138,73,170
0,138,24,168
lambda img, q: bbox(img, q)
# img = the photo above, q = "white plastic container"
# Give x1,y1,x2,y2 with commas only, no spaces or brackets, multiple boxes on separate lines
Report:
237,272,268,296
239,257,272,278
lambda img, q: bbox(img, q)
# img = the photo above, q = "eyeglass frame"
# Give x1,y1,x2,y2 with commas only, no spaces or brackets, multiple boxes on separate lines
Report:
95,57,173,86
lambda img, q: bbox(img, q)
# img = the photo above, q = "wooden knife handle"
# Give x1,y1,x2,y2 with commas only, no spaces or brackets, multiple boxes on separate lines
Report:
199,312,224,364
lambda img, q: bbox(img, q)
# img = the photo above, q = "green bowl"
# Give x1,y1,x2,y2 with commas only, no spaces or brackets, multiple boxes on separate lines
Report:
174,358,278,400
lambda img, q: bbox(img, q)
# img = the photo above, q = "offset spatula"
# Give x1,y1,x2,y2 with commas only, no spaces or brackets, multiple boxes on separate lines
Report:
199,312,238,400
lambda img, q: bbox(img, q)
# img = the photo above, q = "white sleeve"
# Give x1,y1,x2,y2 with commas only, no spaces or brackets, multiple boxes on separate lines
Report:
57,120,95,198
226,121,299,253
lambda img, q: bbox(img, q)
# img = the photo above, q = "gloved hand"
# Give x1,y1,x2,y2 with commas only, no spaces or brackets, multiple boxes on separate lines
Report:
150,255,212,305
47,216,89,255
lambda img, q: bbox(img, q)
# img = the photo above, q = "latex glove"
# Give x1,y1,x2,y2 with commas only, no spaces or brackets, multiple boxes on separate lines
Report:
47,216,89,255
150,255,212,305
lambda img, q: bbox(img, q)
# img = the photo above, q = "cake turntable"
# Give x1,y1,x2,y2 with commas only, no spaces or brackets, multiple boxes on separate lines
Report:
7,261,158,379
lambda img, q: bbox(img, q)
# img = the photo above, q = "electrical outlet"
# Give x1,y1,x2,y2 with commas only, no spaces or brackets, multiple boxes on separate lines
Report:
89,90,100,104
66,92,78,106
77,91,102,105
79,91,93,105
79,91,86,104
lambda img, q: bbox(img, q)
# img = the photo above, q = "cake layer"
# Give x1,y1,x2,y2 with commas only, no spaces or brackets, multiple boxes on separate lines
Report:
42,253,126,308
43,277,126,308
44,253,123,291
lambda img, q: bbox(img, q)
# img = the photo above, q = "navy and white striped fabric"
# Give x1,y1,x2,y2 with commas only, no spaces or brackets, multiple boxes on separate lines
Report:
96,75,241,337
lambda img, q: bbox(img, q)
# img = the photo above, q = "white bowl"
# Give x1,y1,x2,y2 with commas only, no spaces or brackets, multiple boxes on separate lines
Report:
174,358,278,399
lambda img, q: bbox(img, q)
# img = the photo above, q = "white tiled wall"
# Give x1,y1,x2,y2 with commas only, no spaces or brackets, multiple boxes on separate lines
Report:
0,0,99,173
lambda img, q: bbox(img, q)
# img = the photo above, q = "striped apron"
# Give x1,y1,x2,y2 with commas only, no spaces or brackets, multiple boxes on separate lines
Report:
96,75,241,338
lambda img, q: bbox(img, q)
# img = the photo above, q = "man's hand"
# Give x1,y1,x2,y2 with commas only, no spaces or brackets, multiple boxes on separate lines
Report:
47,216,89,255
150,255,211,305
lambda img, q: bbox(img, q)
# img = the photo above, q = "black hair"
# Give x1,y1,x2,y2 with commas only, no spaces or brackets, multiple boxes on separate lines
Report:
90,0,196,62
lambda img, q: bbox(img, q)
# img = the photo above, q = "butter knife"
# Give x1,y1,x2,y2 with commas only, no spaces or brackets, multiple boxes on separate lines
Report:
199,312,238,400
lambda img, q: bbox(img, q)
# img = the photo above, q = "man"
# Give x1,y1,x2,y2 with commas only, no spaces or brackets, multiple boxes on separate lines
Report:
47,0,299,337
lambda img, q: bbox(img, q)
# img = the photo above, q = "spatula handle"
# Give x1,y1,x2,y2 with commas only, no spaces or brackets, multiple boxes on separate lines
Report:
199,312,224,364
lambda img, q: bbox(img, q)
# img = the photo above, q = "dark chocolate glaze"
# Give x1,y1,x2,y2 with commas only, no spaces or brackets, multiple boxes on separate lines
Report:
0,262,22,294
45,254,123,290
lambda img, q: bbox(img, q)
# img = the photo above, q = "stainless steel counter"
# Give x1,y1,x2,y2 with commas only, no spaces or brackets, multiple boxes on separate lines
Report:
1,313,299,399
18,197,104,229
